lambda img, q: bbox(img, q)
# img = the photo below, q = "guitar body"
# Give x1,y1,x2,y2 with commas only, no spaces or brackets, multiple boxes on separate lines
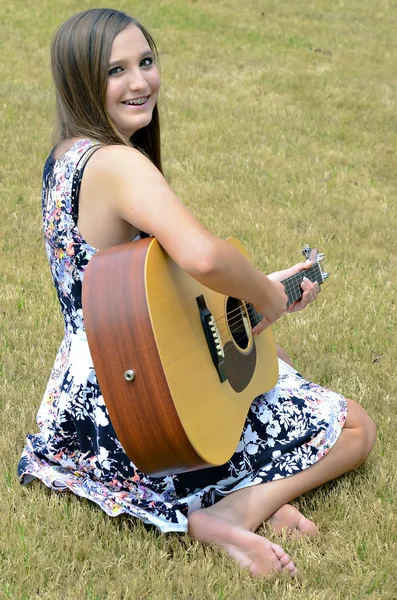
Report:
83,237,279,476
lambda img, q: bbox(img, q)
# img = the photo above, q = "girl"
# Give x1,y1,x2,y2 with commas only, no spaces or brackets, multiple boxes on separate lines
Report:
18,8,376,577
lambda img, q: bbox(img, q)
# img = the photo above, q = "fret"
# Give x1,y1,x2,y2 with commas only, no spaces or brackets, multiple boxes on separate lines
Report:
247,304,262,326
247,260,325,325
281,263,322,307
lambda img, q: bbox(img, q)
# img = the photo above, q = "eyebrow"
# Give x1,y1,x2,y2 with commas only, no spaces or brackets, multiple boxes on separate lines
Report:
108,50,154,68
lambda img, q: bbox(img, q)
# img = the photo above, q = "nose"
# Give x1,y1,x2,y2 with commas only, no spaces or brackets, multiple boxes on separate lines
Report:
127,68,148,92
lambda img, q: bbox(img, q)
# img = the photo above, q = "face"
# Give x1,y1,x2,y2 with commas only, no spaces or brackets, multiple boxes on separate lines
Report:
105,24,160,138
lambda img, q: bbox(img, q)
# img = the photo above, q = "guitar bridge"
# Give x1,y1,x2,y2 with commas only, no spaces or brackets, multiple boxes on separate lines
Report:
196,295,227,383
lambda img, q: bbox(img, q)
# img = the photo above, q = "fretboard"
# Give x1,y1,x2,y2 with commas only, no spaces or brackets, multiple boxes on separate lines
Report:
281,262,323,307
247,262,323,326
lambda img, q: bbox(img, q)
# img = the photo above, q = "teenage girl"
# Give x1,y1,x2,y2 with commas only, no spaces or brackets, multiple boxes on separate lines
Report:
19,9,376,577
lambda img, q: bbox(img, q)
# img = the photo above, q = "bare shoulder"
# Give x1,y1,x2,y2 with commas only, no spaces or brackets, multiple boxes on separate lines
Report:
81,143,174,234
84,143,171,217
81,146,219,269
88,144,160,179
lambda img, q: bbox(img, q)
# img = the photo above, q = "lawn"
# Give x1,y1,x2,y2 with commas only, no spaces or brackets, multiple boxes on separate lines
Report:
1,0,396,598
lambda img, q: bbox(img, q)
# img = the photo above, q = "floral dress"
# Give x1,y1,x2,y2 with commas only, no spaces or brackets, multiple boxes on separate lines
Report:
18,139,348,533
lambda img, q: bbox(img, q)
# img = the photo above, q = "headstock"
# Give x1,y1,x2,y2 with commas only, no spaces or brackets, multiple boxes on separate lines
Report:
302,244,330,284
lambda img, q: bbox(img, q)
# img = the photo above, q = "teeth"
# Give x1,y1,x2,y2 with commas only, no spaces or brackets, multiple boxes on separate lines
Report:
125,97,148,106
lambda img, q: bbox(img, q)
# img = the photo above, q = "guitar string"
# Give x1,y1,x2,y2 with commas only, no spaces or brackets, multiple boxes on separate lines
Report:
165,266,323,363
215,305,263,336
215,289,301,337
219,297,301,356
216,301,286,340
214,277,315,335
214,277,321,343
214,287,295,333
225,272,323,347
211,265,321,329
212,269,321,333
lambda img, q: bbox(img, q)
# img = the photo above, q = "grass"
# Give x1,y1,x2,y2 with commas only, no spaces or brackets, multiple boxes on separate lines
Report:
1,0,396,597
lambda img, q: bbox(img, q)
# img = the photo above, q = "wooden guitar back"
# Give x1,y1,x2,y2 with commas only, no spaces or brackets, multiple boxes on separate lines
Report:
82,239,205,476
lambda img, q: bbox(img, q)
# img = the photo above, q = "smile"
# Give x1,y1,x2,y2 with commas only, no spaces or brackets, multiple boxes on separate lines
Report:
122,96,149,106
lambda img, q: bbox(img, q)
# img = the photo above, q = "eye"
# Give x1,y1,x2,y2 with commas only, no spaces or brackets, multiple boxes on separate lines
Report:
108,66,124,76
140,57,154,68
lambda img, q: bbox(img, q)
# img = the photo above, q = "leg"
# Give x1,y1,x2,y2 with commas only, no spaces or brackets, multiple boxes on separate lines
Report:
272,345,319,536
188,398,376,576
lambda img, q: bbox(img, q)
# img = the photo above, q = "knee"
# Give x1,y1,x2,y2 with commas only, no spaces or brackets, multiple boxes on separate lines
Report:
363,414,377,457
355,408,376,464
345,398,376,465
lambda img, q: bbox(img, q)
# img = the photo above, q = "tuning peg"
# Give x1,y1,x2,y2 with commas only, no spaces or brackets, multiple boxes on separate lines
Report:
322,272,330,280
302,244,312,259
317,253,325,262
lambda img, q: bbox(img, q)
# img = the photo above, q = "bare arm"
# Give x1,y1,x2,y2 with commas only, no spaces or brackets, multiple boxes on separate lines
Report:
85,146,288,327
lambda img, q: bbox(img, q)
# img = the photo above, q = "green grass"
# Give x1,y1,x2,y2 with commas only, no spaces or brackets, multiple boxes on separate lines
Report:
1,0,396,598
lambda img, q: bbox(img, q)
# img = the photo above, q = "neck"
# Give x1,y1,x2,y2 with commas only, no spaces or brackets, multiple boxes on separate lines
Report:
281,263,323,307
247,262,323,326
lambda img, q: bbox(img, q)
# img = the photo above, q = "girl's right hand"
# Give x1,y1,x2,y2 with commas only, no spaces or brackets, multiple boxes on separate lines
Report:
252,279,288,334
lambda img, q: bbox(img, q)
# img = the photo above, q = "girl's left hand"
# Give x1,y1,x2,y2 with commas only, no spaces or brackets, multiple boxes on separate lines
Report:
267,261,320,313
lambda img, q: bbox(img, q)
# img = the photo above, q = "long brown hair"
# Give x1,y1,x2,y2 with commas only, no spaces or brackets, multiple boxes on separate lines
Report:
51,8,162,172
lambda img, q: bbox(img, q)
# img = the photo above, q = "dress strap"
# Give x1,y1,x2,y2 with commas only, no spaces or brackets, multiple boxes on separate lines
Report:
71,144,102,224
70,143,151,239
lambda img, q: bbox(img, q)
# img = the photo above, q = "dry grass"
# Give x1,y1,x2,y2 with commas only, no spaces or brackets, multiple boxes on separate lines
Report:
1,0,396,598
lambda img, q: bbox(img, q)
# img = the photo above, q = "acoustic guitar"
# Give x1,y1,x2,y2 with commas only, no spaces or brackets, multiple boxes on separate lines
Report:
82,238,328,477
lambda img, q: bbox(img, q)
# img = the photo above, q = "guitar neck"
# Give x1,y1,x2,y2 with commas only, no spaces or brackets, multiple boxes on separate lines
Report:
248,262,323,326
281,262,323,307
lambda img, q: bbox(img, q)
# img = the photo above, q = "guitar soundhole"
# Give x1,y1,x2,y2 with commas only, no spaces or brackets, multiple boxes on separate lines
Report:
226,297,251,351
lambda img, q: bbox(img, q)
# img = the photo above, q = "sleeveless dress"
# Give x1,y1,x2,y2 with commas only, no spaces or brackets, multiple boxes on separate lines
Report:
18,139,348,533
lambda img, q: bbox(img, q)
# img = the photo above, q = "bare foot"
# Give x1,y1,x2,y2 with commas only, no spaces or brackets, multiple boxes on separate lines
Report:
268,504,319,537
188,509,297,578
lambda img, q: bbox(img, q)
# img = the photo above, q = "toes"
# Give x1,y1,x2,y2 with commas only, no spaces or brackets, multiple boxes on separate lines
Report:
271,557,297,577
287,563,298,577
284,558,297,574
270,543,297,575
269,503,319,538
280,554,297,575
279,552,292,567
298,515,319,537
270,542,286,559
